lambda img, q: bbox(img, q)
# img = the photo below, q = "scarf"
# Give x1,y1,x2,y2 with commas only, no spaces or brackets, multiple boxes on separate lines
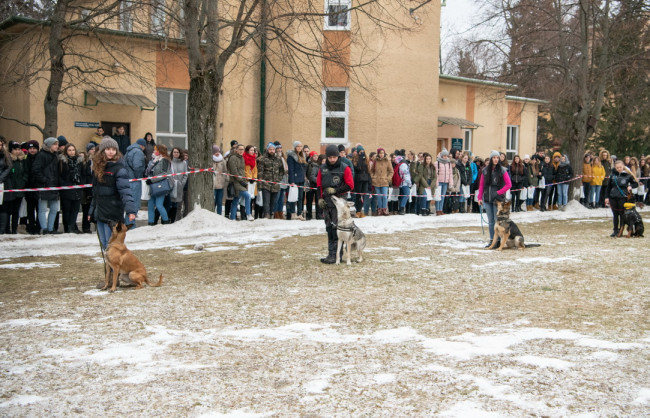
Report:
212,154,224,163
243,152,256,169
68,156,81,184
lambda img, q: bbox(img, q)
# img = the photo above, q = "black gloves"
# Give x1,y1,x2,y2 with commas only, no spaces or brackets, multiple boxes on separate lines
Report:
146,179,152,185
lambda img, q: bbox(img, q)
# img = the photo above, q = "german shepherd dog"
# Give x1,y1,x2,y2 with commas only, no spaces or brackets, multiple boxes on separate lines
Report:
488,200,526,251
331,195,367,265
618,202,644,238
103,222,163,292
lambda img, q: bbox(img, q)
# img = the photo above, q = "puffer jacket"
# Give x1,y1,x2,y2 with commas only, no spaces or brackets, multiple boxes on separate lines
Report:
286,150,306,185
257,152,285,193
124,143,146,180
212,155,228,190
89,160,137,223
227,152,248,193
606,169,638,199
306,160,320,188
0,152,12,185
31,145,60,200
456,160,472,186
58,153,85,201
4,152,28,201
371,155,393,187
590,164,605,186
146,156,173,188
582,162,593,184
435,157,453,184
554,155,574,183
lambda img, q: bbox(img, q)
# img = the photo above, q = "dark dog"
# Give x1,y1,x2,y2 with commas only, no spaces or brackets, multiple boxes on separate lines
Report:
103,222,163,292
618,203,644,238
488,200,526,251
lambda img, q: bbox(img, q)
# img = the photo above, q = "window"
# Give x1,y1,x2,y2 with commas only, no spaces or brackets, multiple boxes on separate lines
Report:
506,125,519,162
325,0,351,30
462,129,473,153
120,1,133,32
151,0,166,35
322,88,349,143
156,89,187,149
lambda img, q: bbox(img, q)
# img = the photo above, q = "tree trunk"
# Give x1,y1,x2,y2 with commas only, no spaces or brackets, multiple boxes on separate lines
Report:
43,0,67,139
186,71,222,212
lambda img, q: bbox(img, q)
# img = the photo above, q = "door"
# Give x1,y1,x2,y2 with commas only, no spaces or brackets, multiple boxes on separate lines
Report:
102,122,131,140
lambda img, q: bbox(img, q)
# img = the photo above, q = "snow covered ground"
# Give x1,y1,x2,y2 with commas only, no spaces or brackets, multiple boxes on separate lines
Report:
0,202,648,416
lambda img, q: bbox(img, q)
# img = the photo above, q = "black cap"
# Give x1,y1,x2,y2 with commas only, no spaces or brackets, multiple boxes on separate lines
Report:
230,140,238,147
337,144,346,152
326,145,339,157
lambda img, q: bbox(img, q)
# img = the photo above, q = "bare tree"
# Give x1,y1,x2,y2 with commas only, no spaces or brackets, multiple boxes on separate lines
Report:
176,0,432,211
0,0,156,138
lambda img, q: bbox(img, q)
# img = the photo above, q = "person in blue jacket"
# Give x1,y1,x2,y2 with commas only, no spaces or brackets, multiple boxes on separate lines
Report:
123,138,146,226
286,141,307,220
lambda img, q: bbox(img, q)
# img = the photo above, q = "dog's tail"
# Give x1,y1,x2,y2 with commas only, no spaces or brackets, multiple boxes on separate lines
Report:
524,243,541,248
145,274,163,287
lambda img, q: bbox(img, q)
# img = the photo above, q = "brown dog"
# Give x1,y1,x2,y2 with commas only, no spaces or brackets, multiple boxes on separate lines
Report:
103,222,163,292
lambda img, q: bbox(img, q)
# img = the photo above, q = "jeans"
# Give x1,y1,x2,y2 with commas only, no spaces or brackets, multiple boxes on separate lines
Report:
364,193,377,214
399,186,410,209
38,199,60,231
126,181,142,227
435,182,449,211
557,183,569,206
274,188,286,213
286,184,305,216
148,194,169,223
375,186,388,209
590,185,601,205
484,201,498,240
213,188,224,215
231,190,251,219
97,220,113,249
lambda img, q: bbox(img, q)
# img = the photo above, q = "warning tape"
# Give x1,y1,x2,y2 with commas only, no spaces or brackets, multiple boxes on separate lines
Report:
3,167,648,200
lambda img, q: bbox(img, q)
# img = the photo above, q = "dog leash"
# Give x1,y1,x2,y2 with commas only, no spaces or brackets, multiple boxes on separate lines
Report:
96,228,107,278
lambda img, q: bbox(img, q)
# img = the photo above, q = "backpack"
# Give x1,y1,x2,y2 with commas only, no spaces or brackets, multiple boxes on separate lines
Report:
392,162,403,187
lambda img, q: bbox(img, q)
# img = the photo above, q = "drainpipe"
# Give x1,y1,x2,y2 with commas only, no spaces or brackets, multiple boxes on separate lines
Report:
259,1,267,150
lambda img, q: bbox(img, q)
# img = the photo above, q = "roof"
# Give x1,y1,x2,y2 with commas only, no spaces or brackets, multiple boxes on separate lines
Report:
439,74,517,90
438,116,483,129
85,90,156,110
505,95,550,105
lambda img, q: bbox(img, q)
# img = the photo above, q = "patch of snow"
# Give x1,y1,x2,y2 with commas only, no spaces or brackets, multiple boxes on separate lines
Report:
439,401,503,417
0,262,60,269
198,410,274,418
589,351,619,361
0,395,48,407
305,379,329,394
373,373,396,384
515,355,573,370
632,388,650,405
498,368,524,377
83,289,108,297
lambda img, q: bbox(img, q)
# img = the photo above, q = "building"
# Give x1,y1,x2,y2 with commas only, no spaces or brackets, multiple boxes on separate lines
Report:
0,1,544,161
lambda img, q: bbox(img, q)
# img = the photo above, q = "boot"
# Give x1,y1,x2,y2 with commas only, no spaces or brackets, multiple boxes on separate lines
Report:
274,211,283,219
421,208,430,216
527,206,534,211
534,203,540,210
398,207,406,215
264,214,272,219
161,219,172,225
356,212,365,218
381,208,389,216
372,211,378,216
320,239,338,264
290,213,297,220
552,204,558,210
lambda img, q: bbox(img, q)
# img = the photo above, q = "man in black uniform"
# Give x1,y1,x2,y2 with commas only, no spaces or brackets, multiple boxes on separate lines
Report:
317,144,355,264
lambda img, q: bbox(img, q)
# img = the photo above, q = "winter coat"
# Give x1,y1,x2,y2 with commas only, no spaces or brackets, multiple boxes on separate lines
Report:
456,160,472,186
606,169,638,199
414,163,437,195
144,140,156,165
123,143,146,180
540,162,555,185
395,157,412,187
553,156,574,183
599,150,612,186
244,161,258,196
170,157,188,203
212,155,228,190
81,158,94,205
306,160,320,188
590,165,605,186
435,157,453,184
146,156,173,197
287,150,306,185
31,146,60,200
317,158,354,207
89,161,137,223
509,162,526,186
257,153,285,193
0,152,11,185
58,153,85,201
227,152,248,193
370,156,393,188
582,162,593,184
4,152,28,201
448,165,461,193
525,162,540,187
113,134,131,156
354,155,371,184
478,165,512,204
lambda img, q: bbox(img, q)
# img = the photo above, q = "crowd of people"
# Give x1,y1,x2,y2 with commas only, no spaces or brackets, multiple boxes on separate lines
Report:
0,131,648,244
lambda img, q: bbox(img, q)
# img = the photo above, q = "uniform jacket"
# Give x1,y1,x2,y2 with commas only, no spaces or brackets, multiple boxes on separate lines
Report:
257,152,285,193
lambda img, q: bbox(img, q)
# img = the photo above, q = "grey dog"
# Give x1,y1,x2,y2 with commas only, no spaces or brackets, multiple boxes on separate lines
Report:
331,195,367,265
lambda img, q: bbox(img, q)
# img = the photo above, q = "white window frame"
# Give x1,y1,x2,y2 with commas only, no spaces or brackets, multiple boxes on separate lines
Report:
120,1,133,32
156,89,188,149
506,125,519,161
324,0,351,31
462,128,473,153
322,87,349,144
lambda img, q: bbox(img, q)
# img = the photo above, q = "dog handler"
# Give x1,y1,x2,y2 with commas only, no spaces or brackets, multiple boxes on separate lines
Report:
477,150,512,246
317,144,354,264
605,159,638,237
88,137,137,249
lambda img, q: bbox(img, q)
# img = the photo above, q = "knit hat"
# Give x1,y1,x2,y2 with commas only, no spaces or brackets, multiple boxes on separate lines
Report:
43,137,58,148
266,142,276,151
212,144,221,154
293,141,302,148
136,138,147,147
57,135,68,147
326,144,339,157
440,148,449,157
338,144,346,153
8,141,21,152
309,150,318,158
98,136,119,154
489,150,500,159
230,140,238,147
25,140,39,150
86,141,97,152
356,145,365,153
273,141,282,147
553,152,562,159
523,154,530,160
377,147,385,154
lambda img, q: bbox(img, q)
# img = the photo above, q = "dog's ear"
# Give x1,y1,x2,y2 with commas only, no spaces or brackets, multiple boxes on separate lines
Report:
126,223,134,231
108,220,116,230
115,222,123,233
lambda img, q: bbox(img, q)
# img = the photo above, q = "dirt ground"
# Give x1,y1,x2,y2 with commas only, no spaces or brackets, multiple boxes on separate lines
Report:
0,217,648,416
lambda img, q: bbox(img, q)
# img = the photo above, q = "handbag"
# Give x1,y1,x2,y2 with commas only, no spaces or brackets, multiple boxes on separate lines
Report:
425,188,433,201
0,183,3,205
150,178,171,197
141,180,151,200
287,185,299,202
520,187,528,200
19,197,27,218
462,184,471,199
433,187,441,202
248,182,257,198
256,190,263,206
